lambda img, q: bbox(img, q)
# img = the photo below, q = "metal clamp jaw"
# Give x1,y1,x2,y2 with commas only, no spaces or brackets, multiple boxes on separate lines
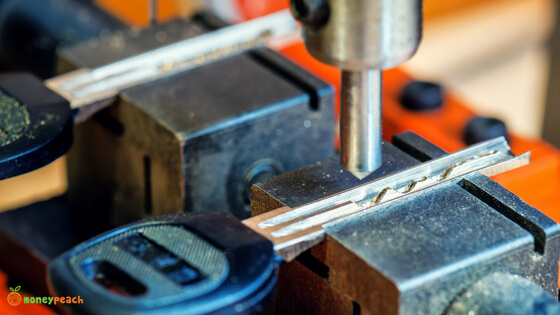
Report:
251,131,560,314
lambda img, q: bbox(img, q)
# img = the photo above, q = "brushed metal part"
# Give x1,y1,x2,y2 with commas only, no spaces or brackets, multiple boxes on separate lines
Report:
340,69,382,178
325,172,560,314
45,10,299,121
299,0,422,70
243,137,530,261
295,0,422,178
446,273,560,315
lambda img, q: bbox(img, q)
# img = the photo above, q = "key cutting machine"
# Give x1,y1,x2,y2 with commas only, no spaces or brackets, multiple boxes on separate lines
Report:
1,0,560,314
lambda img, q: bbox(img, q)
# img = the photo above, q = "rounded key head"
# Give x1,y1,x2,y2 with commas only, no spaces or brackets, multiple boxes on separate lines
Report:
48,212,277,315
0,73,72,179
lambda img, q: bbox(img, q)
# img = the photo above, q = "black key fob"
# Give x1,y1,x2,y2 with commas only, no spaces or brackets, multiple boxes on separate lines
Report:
48,212,277,315
0,72,72,179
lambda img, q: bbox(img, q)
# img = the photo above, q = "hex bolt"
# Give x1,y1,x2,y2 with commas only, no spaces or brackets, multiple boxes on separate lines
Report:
290,0,330,30
463,116,508,145
400,81,444,111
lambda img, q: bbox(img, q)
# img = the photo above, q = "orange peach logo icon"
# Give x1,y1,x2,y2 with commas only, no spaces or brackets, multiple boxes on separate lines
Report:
7,286,21,306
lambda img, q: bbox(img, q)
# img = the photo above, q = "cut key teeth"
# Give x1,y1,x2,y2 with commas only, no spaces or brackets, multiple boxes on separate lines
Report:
242,137,530,262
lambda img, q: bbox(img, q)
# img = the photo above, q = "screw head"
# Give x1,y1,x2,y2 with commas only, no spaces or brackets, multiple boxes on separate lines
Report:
400,81,444,111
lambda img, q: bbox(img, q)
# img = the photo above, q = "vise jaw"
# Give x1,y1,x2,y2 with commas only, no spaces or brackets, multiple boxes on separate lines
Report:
251,132,560,315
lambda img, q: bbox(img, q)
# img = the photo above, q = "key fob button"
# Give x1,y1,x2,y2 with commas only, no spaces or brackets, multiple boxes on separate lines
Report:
68,224,229,305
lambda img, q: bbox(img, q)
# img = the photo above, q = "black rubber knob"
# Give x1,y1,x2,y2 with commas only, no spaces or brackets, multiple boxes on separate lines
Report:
463,116,508,145
400,81,444,111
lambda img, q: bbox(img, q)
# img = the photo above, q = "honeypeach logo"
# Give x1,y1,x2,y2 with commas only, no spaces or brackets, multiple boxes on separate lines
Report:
5,284,83,307
7,286,21,306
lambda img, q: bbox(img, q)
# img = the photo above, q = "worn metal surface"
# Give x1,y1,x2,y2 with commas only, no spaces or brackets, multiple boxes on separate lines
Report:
325,172,560,314
58,15,207,236
446,273,560,315
252,132,560,314
67,46,334,228
250,132,438,313
57,13,332,226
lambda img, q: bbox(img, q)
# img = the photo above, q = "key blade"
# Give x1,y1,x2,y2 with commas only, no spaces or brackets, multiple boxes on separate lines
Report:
257,137,512,228
45,10,299,123
243,138,531,262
